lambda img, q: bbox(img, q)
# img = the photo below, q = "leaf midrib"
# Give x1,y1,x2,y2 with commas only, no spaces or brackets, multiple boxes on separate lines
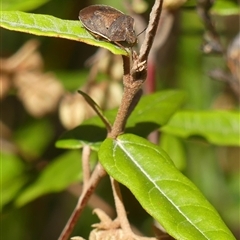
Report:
116,139,209,239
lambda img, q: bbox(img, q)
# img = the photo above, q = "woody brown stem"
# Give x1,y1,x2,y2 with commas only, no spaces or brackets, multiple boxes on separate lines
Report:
82,145,91,191
109,55,145,139
110,178,133,233
139,0,164,61
58,163,106,240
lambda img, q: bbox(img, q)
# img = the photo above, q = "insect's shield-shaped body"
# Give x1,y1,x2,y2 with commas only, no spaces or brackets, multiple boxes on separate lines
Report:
79,5,137,48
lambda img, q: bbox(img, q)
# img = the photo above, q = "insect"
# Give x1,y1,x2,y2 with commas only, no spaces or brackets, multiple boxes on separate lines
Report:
79,5,137,48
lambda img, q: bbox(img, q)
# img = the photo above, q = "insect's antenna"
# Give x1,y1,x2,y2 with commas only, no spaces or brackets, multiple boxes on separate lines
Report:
137,27,147,37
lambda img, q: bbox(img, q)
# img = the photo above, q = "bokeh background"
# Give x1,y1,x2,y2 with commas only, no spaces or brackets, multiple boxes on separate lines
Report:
1,0,239,239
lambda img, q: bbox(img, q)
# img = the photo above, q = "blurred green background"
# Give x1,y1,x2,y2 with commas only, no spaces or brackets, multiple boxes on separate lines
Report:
1,0,239,239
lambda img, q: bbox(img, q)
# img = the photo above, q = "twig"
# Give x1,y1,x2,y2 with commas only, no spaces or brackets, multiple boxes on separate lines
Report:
109,0,164,138
109,55,144,138
58,163,106,240
111,177,158,240
197,0,223,54
139,0,164,61
110,177,132,234
82,145,91,191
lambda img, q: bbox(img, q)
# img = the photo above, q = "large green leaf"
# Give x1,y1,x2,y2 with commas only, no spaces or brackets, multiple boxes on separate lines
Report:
161,111,240,146
98,133,236,240
15,150,84,207
0,11,127,55
56,90,185,149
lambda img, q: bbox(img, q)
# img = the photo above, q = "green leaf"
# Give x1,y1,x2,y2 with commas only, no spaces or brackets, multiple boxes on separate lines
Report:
127,90,186,133
14,119,54,158
211,0,240,15
15,150,84,207
55,70,89,91
55,123,108,151
78,90,112,132
98,133,236,240
159,133,186,171
0,11,127,55
1,152,28,208
161,111,240,146
2,0,50,11
56,90,185,149
129,90,185,125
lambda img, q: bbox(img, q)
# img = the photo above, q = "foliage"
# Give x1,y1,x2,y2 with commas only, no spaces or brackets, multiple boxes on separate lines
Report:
99,134,236,240
0,11,126,55
161,111,240,146
1,0,239,239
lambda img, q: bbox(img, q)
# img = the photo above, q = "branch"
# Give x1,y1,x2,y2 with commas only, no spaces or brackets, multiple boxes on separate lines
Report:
82,145,91,191
109,1,164,138
58,163,106,240
139,0,164,61
196,0,223,54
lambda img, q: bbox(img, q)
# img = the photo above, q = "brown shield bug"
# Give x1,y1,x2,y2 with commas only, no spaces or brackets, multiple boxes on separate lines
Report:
79,5,137,48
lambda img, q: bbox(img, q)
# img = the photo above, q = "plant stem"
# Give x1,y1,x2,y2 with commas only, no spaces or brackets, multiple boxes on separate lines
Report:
109,55,144,138
58,163,106,240
82,145,91,191
110,178,133,233
139,0,164,61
